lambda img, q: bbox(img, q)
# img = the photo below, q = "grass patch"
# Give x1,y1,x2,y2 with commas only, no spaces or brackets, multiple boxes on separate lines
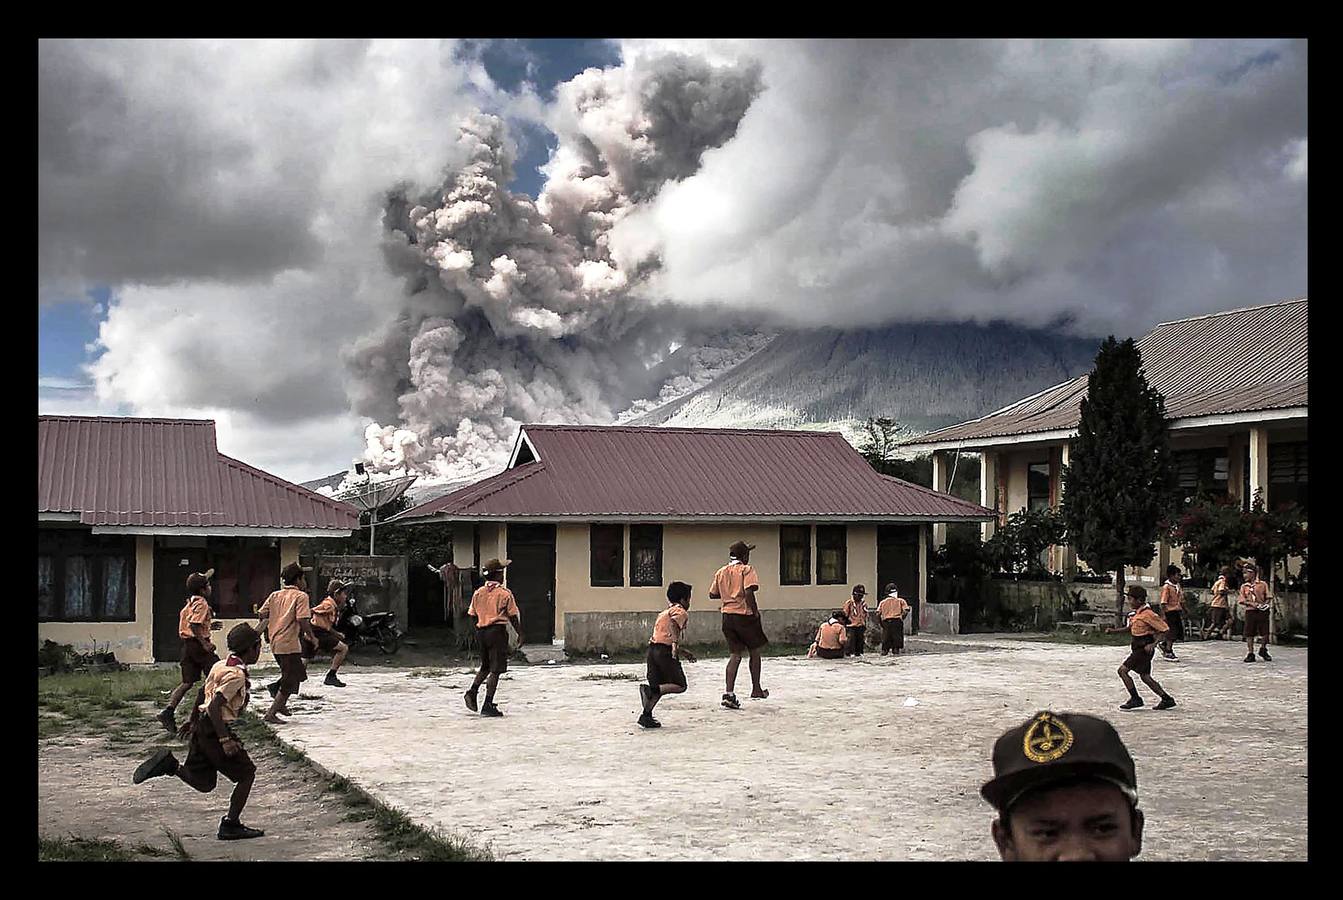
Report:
38,835,136,861
578,672,641,682
132,842,172,858
162,827,192,861
407,668,451,679
38,669,183,743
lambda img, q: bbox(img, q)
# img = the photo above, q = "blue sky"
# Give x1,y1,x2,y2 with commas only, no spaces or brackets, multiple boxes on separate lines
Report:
37,38,621,408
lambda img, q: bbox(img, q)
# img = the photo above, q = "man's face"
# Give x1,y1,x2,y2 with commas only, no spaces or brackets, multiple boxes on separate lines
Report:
992,781,1143,862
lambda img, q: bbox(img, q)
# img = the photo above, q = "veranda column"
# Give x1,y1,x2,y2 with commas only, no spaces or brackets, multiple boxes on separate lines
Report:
980,450,999,542
931,450,950,550
1059,441,1077,578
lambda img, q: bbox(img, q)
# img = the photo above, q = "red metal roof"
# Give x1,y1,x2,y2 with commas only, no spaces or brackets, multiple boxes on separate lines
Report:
38,416,359,530
394,425,993,522
904,298,1308,447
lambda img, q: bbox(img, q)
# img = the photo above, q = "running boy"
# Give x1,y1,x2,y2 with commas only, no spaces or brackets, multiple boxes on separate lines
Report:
1158,565,1185,660
639,581,697,728
1107,585,1176,711
464,557,522,717
1201,566,1234,641
158,569,220,733
309,579,351,687
842,585,869,656
709,540,769,709
877,583,911,656
133,623,266,841
258,562,317,724
1239,564,1273,662
813,611,848,659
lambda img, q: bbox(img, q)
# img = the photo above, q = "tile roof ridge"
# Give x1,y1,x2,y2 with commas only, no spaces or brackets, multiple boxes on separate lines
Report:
1155,297,1307,328
216,453,359,515
523,423,843,437
38,414,216,425
907,376,1082,443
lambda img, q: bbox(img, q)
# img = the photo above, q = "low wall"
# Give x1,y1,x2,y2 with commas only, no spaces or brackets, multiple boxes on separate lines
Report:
565,608,836,655
919,603,959,635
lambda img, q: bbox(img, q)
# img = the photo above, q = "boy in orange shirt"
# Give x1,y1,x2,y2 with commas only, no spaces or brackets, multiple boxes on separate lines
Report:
877,583,911,655
1238,564,1273,662
813,611,848,659
842,585,869,656
308,579,351,687
709,540,769,709
464,557,522,717
1201,566,1235,641
1157,565,1185,661
1107,586,1176,711
157,569,220,734
639,581,697,728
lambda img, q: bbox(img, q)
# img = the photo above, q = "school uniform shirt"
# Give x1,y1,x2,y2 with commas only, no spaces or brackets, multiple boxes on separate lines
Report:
178,595,213,641
1160,581,1185,612
650,605,689,646
258,587,312,655
469,581,519,628
711,561,760,615
1239,580,1271,611
198,657,250,723
843,598,869,627
878,596,910,621
311,596,340,631
816,620,847,651
1210,576,1231,608
1129,607,1170,638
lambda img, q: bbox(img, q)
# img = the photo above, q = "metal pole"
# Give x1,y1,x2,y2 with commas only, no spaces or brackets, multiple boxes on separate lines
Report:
369,506,377,557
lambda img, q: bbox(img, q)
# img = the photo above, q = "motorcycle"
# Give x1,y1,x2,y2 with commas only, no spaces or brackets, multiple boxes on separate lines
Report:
336,594,403,655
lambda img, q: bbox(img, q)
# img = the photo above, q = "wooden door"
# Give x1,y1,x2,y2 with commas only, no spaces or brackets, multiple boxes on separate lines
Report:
506,525,556,644
877,524,920,635
153,548,207,661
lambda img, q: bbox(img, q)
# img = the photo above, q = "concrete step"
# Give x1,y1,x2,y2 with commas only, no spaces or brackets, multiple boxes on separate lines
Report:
520,644,567,664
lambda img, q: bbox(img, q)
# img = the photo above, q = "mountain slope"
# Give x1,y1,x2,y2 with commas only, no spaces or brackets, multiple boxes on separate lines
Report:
630,322,1100,442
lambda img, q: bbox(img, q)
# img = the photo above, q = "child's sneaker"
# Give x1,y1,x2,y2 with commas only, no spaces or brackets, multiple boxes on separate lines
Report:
133,748,179,784
1118,697,1144,711
721,693,741,710
480,702,504,717
324,672,346,687
1258,647,1273,661
463,689,478,712
156,707,176,734
217,816,265,840
637,712,661,729
1244,652,1257,663
1155,696,1177,710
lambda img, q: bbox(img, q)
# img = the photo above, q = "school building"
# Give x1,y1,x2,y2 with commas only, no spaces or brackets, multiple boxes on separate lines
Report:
389,425,994,645
901,297,1308,584
38,415,359,664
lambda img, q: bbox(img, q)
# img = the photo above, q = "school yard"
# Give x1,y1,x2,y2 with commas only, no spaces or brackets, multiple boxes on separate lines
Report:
237,634,1307,861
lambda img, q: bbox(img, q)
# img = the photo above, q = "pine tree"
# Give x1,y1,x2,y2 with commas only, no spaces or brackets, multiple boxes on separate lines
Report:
1060,337,1175,617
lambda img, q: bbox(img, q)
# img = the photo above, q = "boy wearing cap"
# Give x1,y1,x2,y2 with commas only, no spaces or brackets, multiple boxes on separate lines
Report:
877,583,910,656
309,579,351,687
1106,585,1176,711
1201,566,1235,641
464,558,522,717
133,623,266,841
157,570,221,733
640,581,697,728
842,585,869,656
1238,564,1273,662
813,611,848,659
258,562,317,724
709,540,769,709
1158,565,1185,661
981,710,1145,861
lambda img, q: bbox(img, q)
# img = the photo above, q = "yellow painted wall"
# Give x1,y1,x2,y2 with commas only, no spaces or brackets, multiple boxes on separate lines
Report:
553,523,878,639
39,535,157,664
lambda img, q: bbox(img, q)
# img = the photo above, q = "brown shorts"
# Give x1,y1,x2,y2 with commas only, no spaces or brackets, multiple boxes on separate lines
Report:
1164,610,1185,642
181,716,255,792
646,643,687,689
477,623,510,675
275,652,308,693
1244,607,1270,639
816,646,844,659
180,639,219,685
1123,636,1155,675
1209,607,1230,629
722,613,769,653
312,628,344,653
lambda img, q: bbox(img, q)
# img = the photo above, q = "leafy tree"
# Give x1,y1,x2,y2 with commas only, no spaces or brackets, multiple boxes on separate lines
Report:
1170,491,1307,588
858,417,904,474
858,417,980,502
1060,337,1176,617
984,508,1067,578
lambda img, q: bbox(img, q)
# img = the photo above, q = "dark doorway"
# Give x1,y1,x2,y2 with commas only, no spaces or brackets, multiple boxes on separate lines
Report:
506,524,556,644
877,524,921,635
153,547,207,661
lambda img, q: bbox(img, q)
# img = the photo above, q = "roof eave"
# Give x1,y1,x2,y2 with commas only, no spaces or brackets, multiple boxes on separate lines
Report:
386,513,994,525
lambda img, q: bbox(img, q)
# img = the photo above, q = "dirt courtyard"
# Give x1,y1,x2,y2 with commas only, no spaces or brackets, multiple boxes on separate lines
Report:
259,635,1307,861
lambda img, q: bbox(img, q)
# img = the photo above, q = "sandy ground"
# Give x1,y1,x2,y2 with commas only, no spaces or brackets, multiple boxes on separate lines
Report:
38,702,389,860
256,635,1307,861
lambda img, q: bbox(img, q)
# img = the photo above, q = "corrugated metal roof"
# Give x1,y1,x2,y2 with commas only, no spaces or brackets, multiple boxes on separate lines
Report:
38,416,359,530
394,425,993,522
905,298,1308,446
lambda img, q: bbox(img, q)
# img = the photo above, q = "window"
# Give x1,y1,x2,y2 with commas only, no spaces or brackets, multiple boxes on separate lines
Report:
1173,449,1230,500
630,525,663,587
817,525,847,584
1027,462,1051,511
1269,442,1308,517
37,530,136,622
590,524,624,586
780,525,811,585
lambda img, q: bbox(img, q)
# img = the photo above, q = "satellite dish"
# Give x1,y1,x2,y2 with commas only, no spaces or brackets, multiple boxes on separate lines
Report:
332,473,417,556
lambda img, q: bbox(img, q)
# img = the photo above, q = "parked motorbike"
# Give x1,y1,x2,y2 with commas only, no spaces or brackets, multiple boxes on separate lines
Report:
336,594,402,654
